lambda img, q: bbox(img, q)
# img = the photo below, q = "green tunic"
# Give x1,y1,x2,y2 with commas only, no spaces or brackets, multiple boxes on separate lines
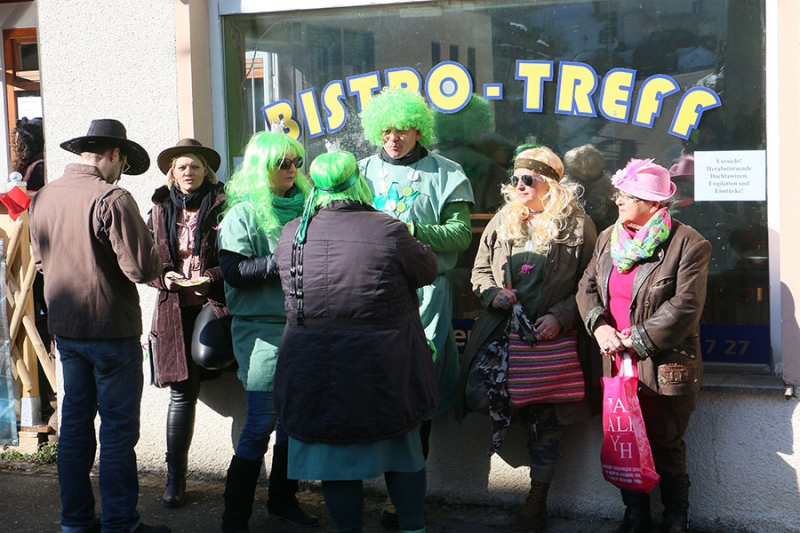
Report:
217,191,304,392
288,426,423,481
360,151,474,414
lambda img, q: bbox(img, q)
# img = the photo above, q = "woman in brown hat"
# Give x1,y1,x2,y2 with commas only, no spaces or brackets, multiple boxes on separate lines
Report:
146,139,228,508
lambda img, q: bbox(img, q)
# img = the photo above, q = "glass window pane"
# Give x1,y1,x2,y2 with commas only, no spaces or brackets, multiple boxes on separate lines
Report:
223,0,768,365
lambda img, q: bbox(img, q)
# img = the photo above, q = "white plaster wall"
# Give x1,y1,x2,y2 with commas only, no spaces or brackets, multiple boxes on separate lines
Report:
37,0,246,475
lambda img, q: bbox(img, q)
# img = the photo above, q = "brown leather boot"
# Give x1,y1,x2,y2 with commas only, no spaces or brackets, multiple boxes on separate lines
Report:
509,480,550,533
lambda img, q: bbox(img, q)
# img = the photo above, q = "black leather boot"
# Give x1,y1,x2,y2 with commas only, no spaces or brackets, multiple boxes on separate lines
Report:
509,480,550,533
616,489,652,533
162,395,195,508
267,444,319,527
161,452,188,508
660,475,691,533
221,455,262,533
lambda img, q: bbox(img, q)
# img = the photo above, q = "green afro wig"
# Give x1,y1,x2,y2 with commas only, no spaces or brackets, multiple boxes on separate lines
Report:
360,87,434,148
433,94,492,146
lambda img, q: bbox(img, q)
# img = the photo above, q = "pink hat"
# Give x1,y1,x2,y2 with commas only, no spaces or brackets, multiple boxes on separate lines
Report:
669,154,695,182
611,158,676,201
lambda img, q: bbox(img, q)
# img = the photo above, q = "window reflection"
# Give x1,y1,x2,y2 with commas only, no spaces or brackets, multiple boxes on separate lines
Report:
223,0,768,364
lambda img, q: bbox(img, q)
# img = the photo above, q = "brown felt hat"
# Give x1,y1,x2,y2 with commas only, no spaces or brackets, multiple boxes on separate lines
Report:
156,138,221,175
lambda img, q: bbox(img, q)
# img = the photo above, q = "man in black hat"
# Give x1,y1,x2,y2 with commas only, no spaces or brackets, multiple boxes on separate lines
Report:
30,119,168,533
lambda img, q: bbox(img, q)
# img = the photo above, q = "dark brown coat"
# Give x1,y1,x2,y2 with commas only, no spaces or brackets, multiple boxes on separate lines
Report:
147,184,226,385
274,202,439,444
576,220,711,395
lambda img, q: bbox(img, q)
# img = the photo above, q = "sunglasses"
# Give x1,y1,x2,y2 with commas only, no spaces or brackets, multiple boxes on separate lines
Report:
510,174,545,188
122,157,131,174
279,157,303,170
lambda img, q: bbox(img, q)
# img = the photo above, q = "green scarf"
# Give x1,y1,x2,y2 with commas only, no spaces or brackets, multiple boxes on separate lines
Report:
271,186,306,227
610,207,672,272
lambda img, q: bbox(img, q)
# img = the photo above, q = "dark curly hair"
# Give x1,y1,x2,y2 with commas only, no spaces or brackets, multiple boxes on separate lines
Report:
13,116,44,173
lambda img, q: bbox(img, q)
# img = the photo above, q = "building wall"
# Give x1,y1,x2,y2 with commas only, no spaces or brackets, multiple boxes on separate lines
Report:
34,1,800,532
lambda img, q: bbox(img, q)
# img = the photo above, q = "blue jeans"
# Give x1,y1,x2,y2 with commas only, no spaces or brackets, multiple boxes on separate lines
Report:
235,390,283,461
56,336,144,533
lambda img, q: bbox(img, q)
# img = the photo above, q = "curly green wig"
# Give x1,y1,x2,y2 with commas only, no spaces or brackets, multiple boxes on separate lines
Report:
433,93,492,146
360,87,434,147
223,131,312,237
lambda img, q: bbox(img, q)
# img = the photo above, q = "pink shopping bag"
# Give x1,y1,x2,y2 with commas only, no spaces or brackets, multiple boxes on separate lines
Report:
600,352,660,493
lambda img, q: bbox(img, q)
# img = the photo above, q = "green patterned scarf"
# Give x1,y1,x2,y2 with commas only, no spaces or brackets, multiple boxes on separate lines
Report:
610,207,672,272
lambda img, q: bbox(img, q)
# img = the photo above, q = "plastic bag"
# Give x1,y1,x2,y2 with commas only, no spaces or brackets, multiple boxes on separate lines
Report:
600,352,660,493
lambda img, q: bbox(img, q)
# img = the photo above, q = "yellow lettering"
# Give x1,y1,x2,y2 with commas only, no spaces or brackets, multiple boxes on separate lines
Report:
425,61,472,113
261,100,302,140
599,68,636,122
322,81,347,134
633,75,680,127
298,89,324,138
556,62,597,116
346,72,382,111
385,67,422,92
516,60,553,112
669,87,722,139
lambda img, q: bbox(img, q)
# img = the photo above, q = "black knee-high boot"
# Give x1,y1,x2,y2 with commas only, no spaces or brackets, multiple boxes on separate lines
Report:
162,397,196,508
267,445,319,527
221,456,263,533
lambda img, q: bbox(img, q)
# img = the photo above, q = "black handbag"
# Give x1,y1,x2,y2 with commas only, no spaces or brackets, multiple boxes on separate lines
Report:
191,303,236,371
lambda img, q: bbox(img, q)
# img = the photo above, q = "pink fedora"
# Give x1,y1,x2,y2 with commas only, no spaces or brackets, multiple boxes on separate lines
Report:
669,154,695,182
611,158,676,201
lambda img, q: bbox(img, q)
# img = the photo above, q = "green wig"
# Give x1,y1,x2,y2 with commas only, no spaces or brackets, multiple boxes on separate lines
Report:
223,131,312,238
360,87,434,148
294,151,373,244
433,93,492,146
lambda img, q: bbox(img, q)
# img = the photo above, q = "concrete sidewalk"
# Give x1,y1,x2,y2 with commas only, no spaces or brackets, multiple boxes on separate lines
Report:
0,460,628,532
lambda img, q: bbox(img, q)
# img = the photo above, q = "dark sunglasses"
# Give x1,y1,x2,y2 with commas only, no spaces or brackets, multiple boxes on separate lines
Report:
510,174,544,188
279,157,303,170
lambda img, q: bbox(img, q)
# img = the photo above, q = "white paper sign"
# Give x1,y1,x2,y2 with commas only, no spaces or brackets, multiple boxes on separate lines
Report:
694,150,766,202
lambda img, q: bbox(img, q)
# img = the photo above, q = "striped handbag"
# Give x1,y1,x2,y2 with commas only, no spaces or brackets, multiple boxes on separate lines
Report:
506,329,585,407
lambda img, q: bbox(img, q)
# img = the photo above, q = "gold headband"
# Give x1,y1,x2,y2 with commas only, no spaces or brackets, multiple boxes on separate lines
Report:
514,157,561,182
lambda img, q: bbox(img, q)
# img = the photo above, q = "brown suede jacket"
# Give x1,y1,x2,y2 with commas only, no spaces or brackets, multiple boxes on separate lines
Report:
30,163,162,338
576,220,711,396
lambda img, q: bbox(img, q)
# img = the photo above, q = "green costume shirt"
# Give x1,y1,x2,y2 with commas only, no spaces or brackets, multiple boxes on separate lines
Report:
217,191,304,392
360,150,474,414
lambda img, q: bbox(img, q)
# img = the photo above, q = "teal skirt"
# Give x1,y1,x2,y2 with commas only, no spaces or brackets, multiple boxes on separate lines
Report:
288,426,423,481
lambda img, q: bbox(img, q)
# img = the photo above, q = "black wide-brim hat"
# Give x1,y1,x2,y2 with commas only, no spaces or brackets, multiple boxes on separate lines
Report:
156,138,221,175
60,118,150,175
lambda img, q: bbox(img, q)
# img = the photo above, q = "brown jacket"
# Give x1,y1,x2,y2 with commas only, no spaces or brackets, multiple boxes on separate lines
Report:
147,184,227,385
30,163,162,338
576,220,711,395
456,210,598,423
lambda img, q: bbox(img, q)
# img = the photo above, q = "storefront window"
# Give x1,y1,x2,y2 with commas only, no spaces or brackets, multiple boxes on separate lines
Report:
222,0,768,367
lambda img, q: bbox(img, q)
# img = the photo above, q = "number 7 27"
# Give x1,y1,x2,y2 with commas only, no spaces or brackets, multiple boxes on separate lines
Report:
704,339,750,355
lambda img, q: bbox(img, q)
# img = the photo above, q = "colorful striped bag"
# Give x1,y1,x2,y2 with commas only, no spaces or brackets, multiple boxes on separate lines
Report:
506,329,585,407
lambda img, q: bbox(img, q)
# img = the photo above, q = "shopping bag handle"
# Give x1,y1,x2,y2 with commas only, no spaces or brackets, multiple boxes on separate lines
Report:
613,351,638,378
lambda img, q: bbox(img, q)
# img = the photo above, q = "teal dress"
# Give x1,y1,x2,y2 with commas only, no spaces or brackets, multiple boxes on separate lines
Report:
360,151,474,415
217,189,305,392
